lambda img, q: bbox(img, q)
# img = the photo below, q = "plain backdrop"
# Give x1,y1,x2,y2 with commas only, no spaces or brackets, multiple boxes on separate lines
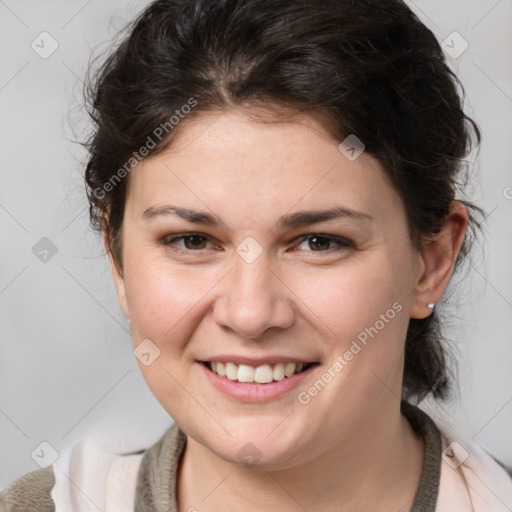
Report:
1,0,511,488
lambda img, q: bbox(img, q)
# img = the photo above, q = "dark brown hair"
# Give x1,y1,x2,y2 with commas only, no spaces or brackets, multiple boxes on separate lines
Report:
83,0,484,402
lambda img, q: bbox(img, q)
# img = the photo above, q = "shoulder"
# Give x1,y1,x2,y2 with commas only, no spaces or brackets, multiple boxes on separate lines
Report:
0,425,184,512
0,466,55,512
50,437,145,511
437,426,512,511
402,401,512,511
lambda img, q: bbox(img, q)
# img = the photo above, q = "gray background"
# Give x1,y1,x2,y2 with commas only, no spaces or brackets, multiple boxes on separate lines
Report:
1,0,511,487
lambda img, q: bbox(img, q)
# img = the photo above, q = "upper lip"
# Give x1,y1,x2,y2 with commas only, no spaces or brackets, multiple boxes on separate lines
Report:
199,355,319,366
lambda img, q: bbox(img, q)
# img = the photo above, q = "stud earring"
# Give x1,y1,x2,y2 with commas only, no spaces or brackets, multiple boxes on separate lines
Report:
427,302,435,309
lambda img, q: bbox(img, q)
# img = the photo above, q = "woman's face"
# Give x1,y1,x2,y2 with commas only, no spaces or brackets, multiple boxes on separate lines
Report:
111,110,427,469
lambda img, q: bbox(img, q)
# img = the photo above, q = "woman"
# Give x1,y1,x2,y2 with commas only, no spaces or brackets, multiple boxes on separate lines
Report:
1,0,511,510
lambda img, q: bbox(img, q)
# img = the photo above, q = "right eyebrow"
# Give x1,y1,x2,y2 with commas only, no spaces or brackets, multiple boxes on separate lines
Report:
142,205,220,225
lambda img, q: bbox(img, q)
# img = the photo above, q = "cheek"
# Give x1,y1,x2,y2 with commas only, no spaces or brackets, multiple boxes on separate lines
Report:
285,255,411,402
286,258,407,343
123,256,219,348
122,259,218,409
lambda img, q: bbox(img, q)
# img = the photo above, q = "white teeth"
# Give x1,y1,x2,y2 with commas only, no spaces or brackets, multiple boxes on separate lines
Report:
208,361,311,383
216,361,226,377
254,364,273,383
284,363,296,377
237,364,255,383
273,363,285,381
226,362,238,380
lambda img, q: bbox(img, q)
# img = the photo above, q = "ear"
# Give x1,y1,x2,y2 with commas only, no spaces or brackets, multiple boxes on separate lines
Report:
103,223,130,319
410,201,469,319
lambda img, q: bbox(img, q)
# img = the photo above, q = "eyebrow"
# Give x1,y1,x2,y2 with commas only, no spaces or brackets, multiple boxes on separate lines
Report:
141,204,373,229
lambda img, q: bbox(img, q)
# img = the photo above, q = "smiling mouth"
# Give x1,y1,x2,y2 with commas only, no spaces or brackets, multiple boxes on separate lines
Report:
200,361,319,384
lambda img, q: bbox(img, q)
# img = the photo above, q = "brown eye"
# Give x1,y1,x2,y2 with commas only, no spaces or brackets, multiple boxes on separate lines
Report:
182,234,208,250
308,235,331,251
296,234,352,253
162,233,211,251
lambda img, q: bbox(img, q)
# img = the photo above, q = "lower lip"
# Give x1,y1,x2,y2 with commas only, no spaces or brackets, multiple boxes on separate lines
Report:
198,362,319,402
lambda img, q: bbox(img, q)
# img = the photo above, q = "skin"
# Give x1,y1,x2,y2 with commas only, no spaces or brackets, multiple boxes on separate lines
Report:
107,110,468,511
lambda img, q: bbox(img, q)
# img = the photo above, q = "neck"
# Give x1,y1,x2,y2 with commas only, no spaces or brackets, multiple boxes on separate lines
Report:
177,399,424,512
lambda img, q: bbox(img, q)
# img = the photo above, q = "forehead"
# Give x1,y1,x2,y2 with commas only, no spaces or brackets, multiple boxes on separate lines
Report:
125,110,401,225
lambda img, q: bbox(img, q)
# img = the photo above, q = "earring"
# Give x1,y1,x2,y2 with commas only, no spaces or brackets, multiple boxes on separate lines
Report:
427,302,435,309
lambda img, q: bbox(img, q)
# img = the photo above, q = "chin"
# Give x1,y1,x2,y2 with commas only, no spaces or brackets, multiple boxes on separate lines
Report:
205,421,307,468
215,440,303,470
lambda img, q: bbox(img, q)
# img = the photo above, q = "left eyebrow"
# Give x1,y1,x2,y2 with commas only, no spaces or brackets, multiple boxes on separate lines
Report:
273,206,373,231
141,204,373,229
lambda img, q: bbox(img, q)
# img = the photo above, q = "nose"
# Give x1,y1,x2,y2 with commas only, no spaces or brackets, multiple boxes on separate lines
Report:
212,253,295,339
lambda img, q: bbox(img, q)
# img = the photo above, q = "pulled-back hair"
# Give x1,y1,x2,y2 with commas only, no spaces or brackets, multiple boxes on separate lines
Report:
83,0,483,402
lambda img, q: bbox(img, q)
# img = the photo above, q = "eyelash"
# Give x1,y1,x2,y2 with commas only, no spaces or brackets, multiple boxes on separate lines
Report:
159,232,353,255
